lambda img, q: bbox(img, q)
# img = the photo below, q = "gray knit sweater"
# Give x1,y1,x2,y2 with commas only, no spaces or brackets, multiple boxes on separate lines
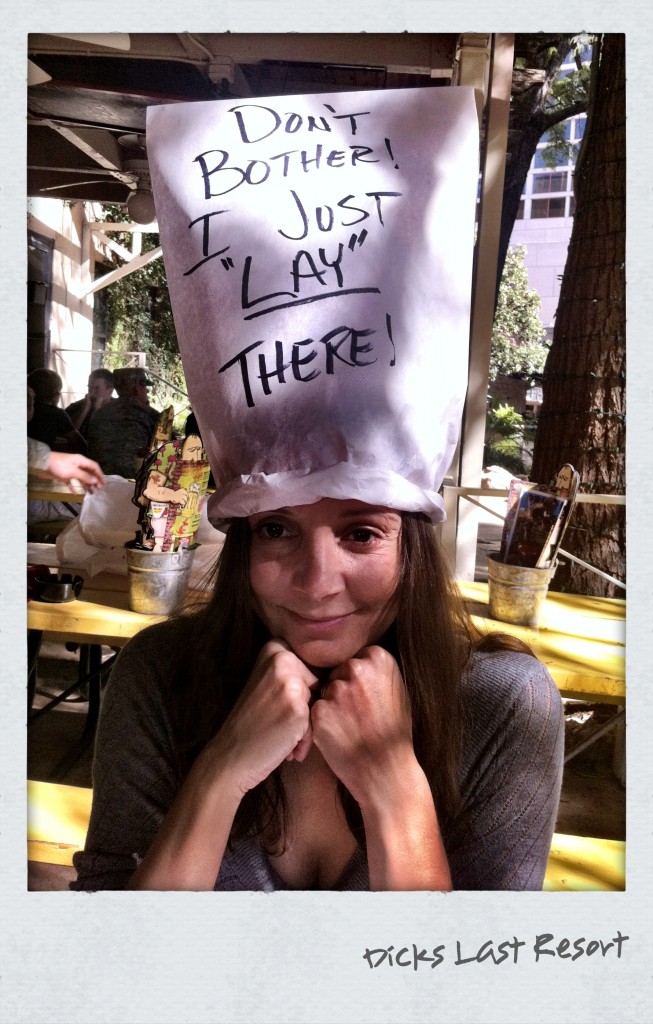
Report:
71,619,564,891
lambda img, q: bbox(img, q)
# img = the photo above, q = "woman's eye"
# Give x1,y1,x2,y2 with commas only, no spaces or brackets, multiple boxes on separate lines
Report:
348,527,376,543
257,522,287,539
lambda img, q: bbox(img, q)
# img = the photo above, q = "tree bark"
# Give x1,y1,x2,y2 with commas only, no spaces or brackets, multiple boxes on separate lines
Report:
530,34,625,596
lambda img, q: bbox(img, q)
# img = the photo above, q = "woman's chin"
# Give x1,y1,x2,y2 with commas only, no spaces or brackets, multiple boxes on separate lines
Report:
289,637,359,670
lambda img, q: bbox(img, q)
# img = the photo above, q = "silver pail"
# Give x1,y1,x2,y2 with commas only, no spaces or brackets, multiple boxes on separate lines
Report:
125,545,197,615
487,553,556,628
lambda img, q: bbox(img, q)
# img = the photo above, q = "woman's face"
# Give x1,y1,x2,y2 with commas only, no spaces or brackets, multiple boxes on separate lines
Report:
248,498,402,668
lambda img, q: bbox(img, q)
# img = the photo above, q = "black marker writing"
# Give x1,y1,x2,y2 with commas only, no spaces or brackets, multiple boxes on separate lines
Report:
322,103,371,136
228,102,372,144
218,324,381,407
292,245,345,290
279,190,403,241
229,104,333,144
243,287,381,321
183,210,230,275
240,247,380,320
384,137,399,168
193,145,383,198
385,313,396,366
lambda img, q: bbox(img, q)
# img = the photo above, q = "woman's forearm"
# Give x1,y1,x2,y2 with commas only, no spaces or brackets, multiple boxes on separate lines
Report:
127,745,244,891
359,760,452,892
129,642,318,890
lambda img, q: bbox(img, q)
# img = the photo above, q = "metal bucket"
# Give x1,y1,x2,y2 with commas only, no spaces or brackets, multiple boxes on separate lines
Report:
125,545,197,615
487,553,556,628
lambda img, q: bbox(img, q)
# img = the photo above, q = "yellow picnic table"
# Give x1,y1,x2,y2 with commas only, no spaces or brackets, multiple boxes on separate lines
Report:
27,479,87,503
26,562,626,891
456,581,625,705
28,574,624,701
26,780,625,891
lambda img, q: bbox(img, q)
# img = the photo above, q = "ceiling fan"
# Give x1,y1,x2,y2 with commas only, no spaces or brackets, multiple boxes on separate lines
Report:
36,137,156,224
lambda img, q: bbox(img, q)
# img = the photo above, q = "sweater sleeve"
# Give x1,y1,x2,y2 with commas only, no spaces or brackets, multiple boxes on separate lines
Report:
70,620,186,891
27,438,52,474
445,651,564,891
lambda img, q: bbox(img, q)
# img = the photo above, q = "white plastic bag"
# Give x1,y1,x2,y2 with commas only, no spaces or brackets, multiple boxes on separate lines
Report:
56,476,225,582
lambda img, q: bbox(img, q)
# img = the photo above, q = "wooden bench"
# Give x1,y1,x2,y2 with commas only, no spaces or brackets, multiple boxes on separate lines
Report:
27,780,625,891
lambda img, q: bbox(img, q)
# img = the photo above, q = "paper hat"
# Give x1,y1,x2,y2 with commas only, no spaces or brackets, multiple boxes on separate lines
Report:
146,86,479,524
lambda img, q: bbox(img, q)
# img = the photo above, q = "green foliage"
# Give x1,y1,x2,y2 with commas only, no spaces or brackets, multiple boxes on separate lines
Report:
99,204,190,427
489,245,549,383
540,39,593,167
484,401,529,475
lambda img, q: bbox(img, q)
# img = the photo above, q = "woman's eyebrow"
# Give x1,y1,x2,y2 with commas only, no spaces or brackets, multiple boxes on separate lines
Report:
249,508,292,521
336,508,399,521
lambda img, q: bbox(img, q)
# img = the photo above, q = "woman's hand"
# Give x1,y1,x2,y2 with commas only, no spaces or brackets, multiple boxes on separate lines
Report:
128,640,318,890
311,646,452,891
208,640,319,797
310,645,415,810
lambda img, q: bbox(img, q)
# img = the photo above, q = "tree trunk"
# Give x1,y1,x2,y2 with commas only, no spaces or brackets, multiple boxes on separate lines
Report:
496,34,587,296
530,34,625,596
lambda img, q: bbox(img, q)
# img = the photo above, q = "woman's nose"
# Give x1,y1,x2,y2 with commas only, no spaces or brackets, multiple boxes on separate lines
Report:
292,530,343,599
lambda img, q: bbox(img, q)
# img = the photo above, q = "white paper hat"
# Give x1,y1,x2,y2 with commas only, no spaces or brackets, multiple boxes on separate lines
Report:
146,86,479,525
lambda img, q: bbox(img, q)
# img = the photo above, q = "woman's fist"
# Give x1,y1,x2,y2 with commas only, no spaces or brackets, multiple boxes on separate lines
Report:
209,640,319,795
310,646,415,807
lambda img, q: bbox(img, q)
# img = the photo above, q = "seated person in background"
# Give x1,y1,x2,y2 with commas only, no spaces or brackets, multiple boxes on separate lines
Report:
65,368,115,439
184,409,199,436
87,367,160,479
28,440,105,494
27,386,105,531
27,369,86,454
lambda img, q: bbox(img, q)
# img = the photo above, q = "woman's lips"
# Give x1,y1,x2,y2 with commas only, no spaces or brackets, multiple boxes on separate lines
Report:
285,609,353,632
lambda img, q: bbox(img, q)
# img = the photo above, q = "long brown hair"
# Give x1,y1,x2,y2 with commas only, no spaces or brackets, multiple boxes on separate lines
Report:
169,512,531,849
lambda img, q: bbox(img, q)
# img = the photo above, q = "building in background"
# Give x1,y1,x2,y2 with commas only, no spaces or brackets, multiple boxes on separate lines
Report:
491,49,590,453
510,51,589,339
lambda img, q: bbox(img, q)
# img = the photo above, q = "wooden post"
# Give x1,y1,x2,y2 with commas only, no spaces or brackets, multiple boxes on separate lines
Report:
456,33,514,579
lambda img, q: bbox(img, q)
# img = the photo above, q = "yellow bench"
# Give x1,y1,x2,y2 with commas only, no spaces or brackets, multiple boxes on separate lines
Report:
28,779,92,867
543,833,625,891
27,780,625,891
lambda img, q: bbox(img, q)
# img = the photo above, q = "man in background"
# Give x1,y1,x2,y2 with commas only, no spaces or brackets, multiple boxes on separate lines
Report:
27,368,86,453
65,368,115,439
87,367,160,479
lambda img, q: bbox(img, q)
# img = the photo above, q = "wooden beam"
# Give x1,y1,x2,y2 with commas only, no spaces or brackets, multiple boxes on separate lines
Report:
456,33,514,579
81,245,162,296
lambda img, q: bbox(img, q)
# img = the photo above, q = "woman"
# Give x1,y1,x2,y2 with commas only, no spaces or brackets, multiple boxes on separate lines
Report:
101,81,560,890
72,496,564,892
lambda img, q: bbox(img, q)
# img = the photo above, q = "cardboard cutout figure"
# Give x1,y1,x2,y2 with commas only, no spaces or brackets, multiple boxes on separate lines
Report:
133,434,210,551
153,405,175,447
